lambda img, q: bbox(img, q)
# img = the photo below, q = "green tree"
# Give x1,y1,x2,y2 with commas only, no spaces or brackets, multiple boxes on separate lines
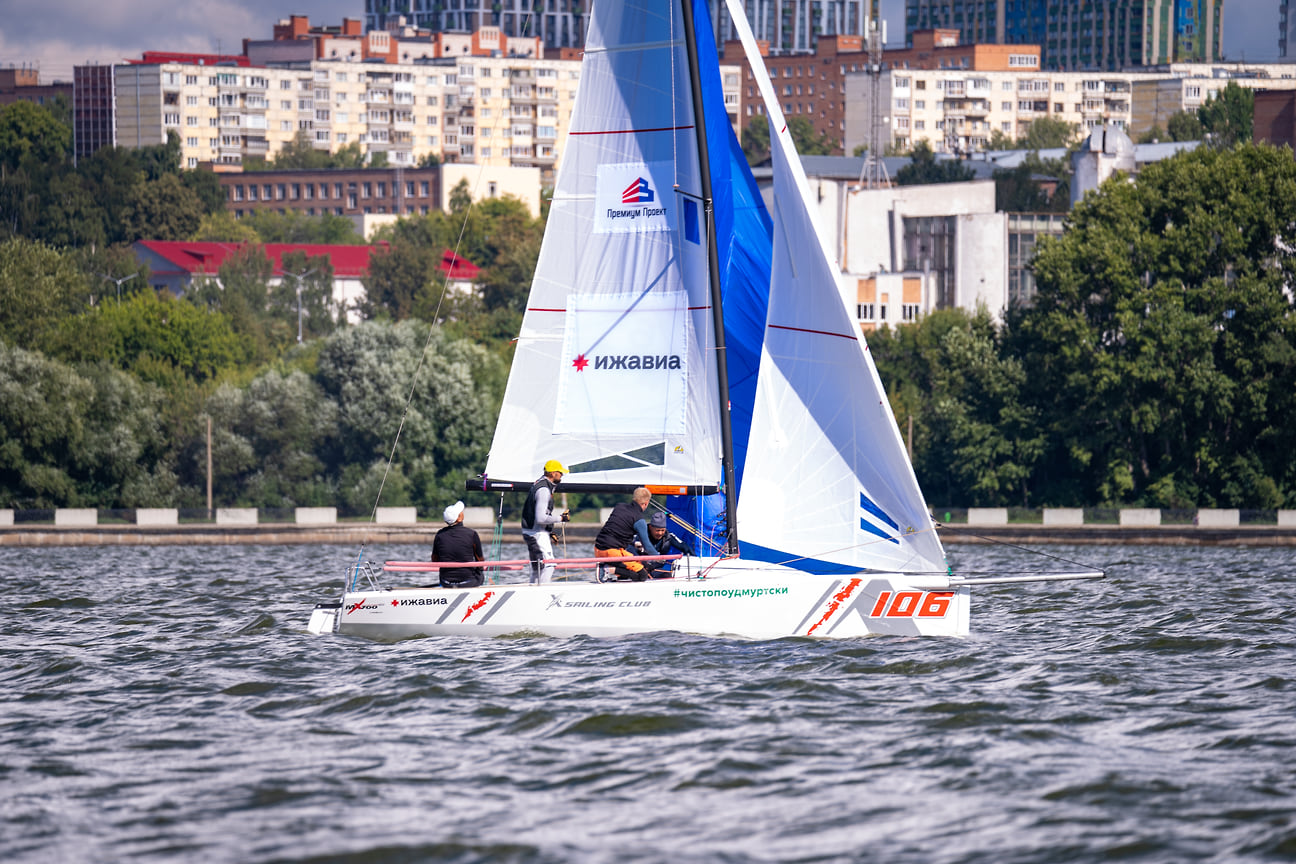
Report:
182,167,227,215
362,239,438,321
742,116,771,166
896,140,975,186
787,116,836,156
1017,116,1077,150
314,320,501,509
124,173,206,241
1167,110,1204,142
192,210,261,243
0,343,175,508
0,101,71,172
1198,82,1253,148
985,128,1016,151
270,250,337,343
0,238,88,351
48,290,251,387
242,210,364,244
871,309,1042,506
194,370,339,508
1011,143,1296,507
186,244,277,360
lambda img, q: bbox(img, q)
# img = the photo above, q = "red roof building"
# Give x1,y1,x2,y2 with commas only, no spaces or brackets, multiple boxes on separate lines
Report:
133,241,479,320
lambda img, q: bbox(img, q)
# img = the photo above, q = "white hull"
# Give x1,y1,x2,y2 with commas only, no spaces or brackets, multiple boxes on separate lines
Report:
312,558,970,641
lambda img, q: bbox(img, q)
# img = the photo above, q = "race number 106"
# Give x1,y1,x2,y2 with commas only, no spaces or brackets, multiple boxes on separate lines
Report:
869,590,953,618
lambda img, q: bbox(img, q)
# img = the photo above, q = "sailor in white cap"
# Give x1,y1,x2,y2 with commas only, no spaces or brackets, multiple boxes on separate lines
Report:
431,500,485,587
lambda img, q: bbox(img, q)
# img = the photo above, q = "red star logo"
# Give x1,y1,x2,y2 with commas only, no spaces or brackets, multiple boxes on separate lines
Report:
572,353,589,371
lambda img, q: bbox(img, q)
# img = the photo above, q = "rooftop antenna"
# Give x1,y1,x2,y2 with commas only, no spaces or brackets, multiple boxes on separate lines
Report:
859,15,890,189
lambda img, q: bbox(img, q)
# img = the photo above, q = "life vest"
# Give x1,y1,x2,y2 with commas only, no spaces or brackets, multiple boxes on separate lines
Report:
520,476,555,530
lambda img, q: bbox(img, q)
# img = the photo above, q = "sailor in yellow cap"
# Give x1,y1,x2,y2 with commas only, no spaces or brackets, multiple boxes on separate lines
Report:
521,459,570,584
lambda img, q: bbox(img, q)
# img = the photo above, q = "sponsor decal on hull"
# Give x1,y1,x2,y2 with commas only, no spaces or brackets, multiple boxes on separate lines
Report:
672,587,789,599
796,579,956,636
547,594,653,610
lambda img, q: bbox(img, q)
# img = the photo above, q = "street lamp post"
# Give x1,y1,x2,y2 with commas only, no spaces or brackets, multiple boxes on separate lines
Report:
284,268,315,343
98,272,137,302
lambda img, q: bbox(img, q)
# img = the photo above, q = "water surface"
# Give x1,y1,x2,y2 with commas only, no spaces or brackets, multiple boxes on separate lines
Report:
2,542,1294,862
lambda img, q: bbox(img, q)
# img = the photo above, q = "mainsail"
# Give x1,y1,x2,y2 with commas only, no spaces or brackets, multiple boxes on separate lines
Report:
483,0,770,491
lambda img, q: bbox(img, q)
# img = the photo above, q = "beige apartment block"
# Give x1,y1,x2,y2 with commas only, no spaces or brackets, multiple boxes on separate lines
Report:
847,62,1296,157
109,53,742,186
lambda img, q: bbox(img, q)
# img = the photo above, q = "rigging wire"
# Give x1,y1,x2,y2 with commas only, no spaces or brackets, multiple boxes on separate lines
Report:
933,524,1108,575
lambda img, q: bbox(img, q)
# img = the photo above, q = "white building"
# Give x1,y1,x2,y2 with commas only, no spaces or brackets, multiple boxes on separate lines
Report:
846,61,1296,156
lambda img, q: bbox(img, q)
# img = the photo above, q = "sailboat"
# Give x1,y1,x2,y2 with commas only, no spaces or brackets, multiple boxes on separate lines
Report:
308,0,1101,641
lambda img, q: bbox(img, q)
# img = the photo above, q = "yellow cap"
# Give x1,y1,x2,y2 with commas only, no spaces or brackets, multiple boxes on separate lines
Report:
543,459,568,475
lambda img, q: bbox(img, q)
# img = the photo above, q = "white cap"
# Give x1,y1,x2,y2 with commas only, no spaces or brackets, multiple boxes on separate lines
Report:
443,501,465,524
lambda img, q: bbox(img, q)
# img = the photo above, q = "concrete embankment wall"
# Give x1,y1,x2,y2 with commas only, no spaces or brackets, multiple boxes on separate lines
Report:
4,522,1296,547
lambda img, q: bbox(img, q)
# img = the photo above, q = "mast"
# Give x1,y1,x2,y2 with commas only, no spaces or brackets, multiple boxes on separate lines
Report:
681,0,740,555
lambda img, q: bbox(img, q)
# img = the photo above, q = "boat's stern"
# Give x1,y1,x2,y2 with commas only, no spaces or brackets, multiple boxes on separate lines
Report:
307,601,341,635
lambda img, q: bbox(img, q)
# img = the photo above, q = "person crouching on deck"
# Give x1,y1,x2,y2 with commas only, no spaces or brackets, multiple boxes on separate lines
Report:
640,510,694,576
521,459,569,584
594,487,656,581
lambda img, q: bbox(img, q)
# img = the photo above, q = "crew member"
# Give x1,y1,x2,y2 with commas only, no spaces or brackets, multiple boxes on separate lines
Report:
594,487,655,581
640,510,694,576
521,459,569,584
431,500,485,588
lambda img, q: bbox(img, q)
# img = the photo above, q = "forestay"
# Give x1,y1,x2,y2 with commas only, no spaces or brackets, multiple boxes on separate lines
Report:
726,0,946,576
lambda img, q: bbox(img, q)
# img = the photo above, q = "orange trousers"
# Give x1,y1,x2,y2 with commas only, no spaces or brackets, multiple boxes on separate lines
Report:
595,546,645,573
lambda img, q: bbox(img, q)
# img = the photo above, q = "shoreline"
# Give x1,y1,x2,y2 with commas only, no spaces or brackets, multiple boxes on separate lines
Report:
4,522,1296,547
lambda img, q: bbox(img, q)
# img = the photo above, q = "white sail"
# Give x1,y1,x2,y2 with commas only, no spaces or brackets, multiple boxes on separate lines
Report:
727,0,947,575
483,1,723,488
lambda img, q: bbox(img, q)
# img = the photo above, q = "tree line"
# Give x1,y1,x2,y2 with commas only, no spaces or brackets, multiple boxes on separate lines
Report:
873,142,1296,509
0,98,538,513
0,98,1292,512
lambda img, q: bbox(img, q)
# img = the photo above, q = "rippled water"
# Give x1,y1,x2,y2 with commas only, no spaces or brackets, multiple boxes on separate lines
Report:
3,541,1294,863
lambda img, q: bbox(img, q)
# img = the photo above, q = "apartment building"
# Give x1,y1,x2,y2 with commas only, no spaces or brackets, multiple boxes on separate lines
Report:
102,54,583,184
846,61,1296,156
732,29,1038,154
90,50,742,186
904,0,1223,71
219,163,542,220
0,67,73,108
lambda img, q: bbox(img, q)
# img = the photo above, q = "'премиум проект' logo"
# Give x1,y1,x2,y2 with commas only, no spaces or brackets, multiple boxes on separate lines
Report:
607,177,666,221
622,177,654,204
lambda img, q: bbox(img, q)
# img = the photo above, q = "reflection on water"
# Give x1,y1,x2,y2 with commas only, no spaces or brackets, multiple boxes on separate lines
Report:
1,543,1294,863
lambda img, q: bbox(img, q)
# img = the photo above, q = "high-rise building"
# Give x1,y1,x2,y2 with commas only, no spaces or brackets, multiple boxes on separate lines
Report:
1282,1,1295,58
905,1,1224,70
73,65,115,163
715,0,880,54
364,1,883,56
365,0,590,51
